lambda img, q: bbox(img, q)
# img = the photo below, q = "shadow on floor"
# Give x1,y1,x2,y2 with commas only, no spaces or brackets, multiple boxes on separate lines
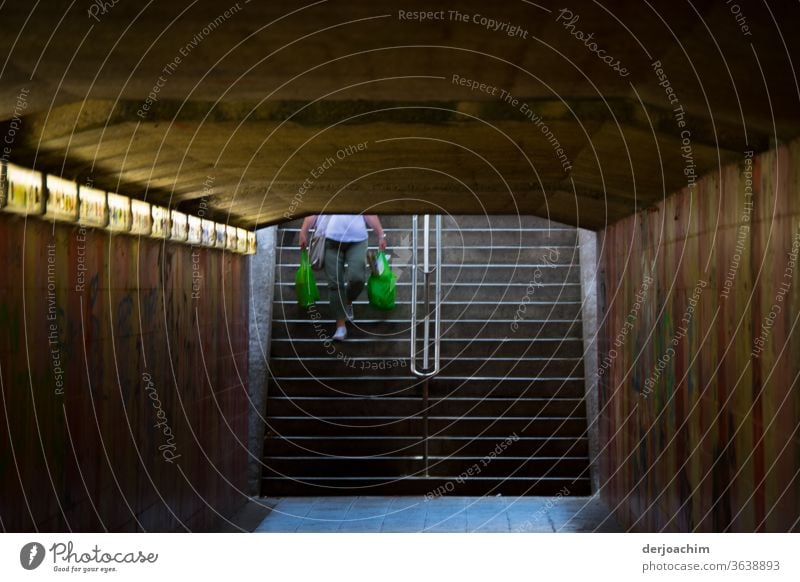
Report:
211,499,276,532
253,495,622,533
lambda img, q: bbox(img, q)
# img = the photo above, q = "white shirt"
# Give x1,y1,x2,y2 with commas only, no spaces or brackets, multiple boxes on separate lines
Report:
321,214,368,243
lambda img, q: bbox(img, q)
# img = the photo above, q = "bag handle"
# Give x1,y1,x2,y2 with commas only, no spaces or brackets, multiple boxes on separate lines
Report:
376,250,390,274
299,248,310,267
314,215,330,237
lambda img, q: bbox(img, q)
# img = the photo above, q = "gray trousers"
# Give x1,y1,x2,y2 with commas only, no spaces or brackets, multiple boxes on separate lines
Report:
324,238,368,320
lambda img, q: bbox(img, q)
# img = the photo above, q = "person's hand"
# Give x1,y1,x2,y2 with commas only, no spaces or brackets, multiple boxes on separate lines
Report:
299,231,308,249
379,236,387,251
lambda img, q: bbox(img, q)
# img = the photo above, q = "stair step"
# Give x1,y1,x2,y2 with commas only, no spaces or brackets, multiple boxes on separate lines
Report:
277,246,580,265
265,417,587,438
263,435,590,457
282,215,572,229
278,222,578,248
269,357,584,378
279,229,579,248
261,476,591,496
270,337,585,358
275,264,581,284
270,319,582,340
272,301,582,320
266,396,586,417
438,215,574,229
267,377,587,398
263,456,590,478
275,281,583,301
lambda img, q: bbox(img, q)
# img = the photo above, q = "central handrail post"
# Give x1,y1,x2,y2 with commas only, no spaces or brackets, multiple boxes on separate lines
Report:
423,377,429,477
410,215,442,477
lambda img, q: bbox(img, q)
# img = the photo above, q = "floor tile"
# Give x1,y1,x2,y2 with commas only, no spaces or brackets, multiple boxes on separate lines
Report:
254,495,622,533
296,522,342,532
255,520,301,533
339,521,384,532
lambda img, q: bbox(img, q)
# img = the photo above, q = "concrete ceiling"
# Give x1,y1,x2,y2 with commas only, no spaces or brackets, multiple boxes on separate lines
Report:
1,0,798,230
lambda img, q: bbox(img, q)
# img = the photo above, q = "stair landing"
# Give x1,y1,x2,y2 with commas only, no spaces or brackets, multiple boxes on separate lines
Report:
254,495,622,532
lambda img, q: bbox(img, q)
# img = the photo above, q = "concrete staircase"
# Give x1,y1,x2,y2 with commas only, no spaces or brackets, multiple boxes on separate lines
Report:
262,215,591,496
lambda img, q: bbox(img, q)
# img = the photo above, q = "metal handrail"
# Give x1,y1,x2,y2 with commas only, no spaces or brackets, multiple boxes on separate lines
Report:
410,215,442,378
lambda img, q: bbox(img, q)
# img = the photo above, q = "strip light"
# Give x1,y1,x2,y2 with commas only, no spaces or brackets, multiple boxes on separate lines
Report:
79,186,108,227
151,206,170,238
187,215,202,245
3,163,44,215
0,162,256,254
226,225,237,251
171,210,188,242
45,175,79,222
215,223,227,249
201,219,216,247
131,199,152,235
236,227,248,254
107,193,132,232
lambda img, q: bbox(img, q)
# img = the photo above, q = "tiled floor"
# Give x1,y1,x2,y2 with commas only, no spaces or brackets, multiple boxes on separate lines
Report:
254,495,622,533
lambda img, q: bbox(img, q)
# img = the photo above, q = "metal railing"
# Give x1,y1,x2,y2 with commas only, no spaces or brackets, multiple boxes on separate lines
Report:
410,215,442,477
410,214,442,377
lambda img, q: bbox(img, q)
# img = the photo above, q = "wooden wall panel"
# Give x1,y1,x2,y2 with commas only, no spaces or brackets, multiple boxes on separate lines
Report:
598,141,800,532
0,216,250,531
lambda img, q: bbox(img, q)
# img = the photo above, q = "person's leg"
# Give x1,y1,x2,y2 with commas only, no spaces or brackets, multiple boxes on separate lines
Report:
345,239,369,304
323,241,348,335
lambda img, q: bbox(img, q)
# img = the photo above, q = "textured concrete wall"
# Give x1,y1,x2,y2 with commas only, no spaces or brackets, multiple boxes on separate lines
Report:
578,228,600,494
0,215,250,531
247,226,277,495
597,140,800,532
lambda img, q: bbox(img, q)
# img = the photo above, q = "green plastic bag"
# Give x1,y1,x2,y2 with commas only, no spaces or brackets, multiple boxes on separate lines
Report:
295,249,320,308
367,251,396,311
